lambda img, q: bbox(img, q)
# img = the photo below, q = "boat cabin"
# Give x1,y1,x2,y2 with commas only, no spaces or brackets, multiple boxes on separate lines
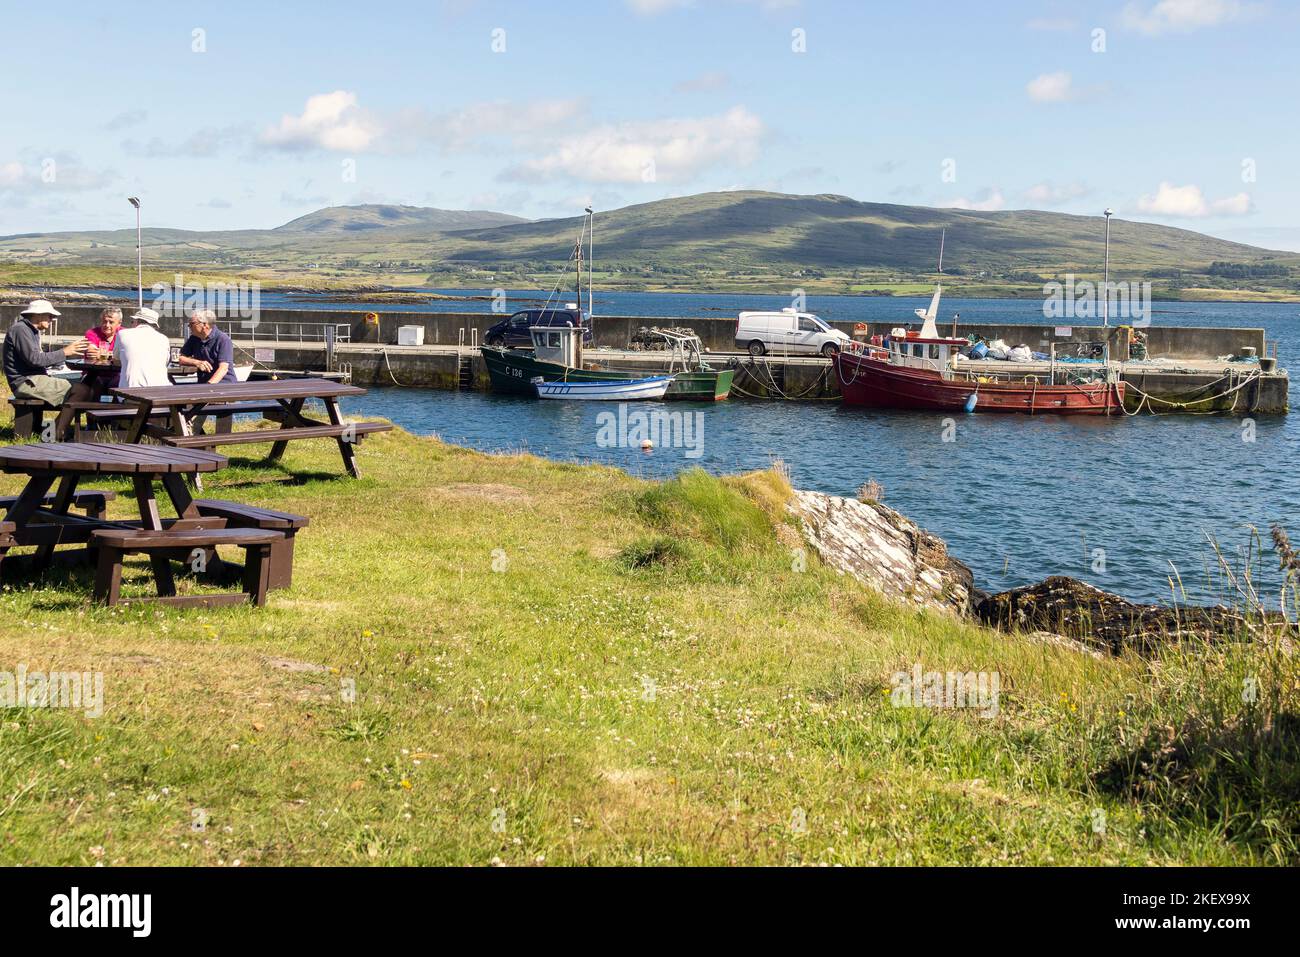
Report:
883,328,968,373
530,322,583,369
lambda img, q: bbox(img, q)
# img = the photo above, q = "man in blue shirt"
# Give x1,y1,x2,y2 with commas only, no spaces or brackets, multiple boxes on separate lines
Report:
177,309,238,384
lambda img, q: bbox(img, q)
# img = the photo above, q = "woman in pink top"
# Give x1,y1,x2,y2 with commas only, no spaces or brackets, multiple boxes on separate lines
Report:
82,305,123,395
84,306,122,357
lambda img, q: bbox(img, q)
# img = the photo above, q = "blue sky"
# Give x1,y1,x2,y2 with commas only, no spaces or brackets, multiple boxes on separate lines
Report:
2,0,1297,249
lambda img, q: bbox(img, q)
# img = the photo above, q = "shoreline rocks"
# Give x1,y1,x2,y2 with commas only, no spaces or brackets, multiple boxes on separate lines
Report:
789,490,976,617
790,488,1291,651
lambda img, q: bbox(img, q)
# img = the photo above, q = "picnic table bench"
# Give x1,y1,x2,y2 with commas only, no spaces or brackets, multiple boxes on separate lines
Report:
0,442,305,607
110,378,390,479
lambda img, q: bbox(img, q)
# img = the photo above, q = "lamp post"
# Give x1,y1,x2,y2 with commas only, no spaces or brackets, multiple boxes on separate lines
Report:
1102,207,1113,328
127,197,142,308
585,206,594,320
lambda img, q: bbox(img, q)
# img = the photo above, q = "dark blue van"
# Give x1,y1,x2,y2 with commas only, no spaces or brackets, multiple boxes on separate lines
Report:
483,308,592,348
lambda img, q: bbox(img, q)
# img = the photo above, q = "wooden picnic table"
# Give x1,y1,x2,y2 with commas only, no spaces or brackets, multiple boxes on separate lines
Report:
110,378,389,479
0,442,227,575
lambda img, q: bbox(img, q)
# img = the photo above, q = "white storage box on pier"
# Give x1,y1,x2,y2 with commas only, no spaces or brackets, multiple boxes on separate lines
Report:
397,326,425,346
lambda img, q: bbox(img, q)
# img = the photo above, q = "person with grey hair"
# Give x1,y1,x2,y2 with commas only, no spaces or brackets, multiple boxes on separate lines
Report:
2,299,91,438
177,309,237,384
84,306,122,359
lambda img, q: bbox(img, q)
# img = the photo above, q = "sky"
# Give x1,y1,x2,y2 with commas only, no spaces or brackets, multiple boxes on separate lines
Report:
2,0,1298,249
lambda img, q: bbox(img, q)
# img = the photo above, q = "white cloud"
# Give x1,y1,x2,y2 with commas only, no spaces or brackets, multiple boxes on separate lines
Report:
673,71,730,94
1135,181,1253,217
501,106,763,184
944,188,1006,212
125,124,251,158
1026,71,1074,102
627,0,799,14
1026,17,1079,30
627,0,692,12
425,99,586,151
1122,0,1256,34
0,154,117,194
261,91,381,152
1024,181,1091,206
103,109,148,131
280,189,329,207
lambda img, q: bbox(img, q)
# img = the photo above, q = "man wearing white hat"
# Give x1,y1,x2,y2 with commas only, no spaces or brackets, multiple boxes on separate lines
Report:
2,299,91,437
112,307,173,389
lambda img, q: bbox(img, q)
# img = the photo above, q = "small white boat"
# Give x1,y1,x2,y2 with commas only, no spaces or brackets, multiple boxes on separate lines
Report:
533,375,673,401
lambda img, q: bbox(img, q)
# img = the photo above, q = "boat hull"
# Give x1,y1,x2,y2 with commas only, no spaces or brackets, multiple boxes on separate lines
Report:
483,347,732,400
832,351,1125,415
535,376,672,400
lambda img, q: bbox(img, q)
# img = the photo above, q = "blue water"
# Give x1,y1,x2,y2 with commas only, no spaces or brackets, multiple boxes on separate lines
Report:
81,286,1299,606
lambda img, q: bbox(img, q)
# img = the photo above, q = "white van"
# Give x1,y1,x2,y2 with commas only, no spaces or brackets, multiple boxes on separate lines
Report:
734,309,851,357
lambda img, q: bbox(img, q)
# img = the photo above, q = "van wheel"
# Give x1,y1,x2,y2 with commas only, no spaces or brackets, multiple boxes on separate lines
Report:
747,340,766,356
821,342,840,357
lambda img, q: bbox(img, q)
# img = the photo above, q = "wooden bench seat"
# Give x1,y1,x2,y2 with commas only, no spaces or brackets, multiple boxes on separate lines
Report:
90,526,283,608
160,421,392,448
84,401,284,425
0,489,117,519
8,398,49,438
193,499,308,588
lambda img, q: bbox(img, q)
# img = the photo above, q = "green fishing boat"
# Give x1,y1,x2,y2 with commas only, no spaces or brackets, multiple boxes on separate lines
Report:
482,207,733,400
484,327,733,401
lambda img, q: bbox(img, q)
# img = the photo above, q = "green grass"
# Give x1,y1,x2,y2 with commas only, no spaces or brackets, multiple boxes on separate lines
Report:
0,407,1296,865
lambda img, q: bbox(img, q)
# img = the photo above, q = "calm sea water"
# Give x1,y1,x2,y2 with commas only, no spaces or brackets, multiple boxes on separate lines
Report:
85,286,1298,606
326,293,1296,608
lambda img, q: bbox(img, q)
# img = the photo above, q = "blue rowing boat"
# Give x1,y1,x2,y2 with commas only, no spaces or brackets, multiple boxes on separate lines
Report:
532,375,673,401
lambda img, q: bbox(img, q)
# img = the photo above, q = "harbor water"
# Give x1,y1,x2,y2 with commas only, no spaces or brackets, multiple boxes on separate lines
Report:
85,287,1299,608
338,290,1298,609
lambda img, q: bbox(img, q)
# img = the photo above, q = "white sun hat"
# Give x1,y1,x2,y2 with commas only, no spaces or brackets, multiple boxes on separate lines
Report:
20,298,61,318
131,307,162,326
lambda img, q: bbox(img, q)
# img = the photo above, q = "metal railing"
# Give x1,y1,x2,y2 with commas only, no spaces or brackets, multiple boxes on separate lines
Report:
214,320,352,344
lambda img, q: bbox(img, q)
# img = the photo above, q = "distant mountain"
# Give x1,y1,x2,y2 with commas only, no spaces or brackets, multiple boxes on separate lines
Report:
1,191,1294,279
432,190,1293,274
275,204,528,234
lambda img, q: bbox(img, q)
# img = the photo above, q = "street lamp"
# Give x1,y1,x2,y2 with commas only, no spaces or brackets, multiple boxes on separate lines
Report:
127,197,142,308
585,206,594,319
1102,207,1114,328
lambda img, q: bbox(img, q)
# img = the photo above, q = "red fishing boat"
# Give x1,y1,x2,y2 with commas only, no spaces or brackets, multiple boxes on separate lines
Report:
832,290,1125,415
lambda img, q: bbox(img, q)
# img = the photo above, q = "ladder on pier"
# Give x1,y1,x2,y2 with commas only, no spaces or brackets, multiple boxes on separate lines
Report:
456,327,479,392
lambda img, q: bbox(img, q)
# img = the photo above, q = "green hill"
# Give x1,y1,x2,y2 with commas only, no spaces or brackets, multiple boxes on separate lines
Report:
435,191,1292,274
275,204,528,234
1,192,1295,294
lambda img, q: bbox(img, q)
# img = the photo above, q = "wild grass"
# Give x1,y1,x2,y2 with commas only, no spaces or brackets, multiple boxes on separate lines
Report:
0,405,1296,865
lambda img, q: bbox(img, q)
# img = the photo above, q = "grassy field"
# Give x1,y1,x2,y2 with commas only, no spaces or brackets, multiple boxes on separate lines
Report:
0,408,1296,866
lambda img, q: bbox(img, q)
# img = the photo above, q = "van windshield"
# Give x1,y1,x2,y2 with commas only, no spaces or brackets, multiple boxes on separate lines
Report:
808,316,831,333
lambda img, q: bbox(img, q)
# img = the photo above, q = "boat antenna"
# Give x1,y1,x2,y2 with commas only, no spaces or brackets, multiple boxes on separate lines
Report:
585,206,594,319
914,228,944,337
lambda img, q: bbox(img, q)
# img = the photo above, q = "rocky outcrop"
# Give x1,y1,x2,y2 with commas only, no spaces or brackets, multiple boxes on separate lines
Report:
789,490,976,616
977,575,1290,654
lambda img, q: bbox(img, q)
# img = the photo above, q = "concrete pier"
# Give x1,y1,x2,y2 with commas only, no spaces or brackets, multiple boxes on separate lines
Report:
228,340,1290,413
1,304,1288,413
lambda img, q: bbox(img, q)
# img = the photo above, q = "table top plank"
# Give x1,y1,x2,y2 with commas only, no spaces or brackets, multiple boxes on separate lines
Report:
112,378,365,407
0,443,227,475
